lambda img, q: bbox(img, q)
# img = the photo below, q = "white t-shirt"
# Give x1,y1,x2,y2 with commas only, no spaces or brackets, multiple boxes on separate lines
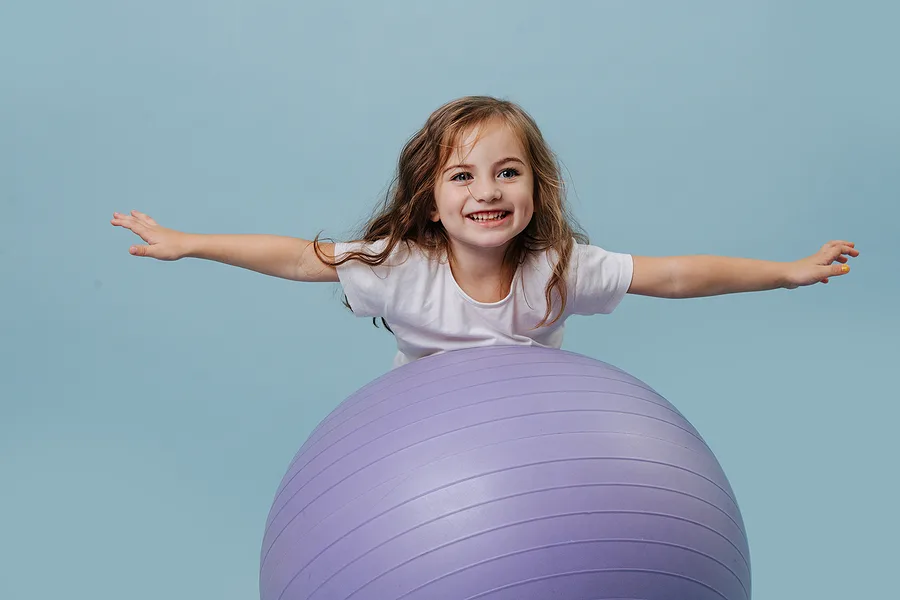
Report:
334,239,633,368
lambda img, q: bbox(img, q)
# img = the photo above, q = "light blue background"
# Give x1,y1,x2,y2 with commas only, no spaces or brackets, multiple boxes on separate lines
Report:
2,1,897,598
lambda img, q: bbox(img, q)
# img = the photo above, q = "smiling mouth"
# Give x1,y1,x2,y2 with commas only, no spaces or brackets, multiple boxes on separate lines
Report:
467,210,510,222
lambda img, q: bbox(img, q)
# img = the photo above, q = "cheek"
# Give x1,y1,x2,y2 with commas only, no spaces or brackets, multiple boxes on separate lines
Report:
433,187,464,219
441,189,467,209
515,186,535,212
520,194,536,221
524,205,535,223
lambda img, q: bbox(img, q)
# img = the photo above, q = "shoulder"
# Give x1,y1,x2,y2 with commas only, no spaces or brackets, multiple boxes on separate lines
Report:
334,237,391,260
524,240,629,275
334,239,435,318
569,241,632,270
333,238,439,286
335,238,427,267
562,240,634,315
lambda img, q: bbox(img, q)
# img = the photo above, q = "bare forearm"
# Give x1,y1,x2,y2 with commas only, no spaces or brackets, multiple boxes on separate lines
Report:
668,255,789,298
184,233,318,281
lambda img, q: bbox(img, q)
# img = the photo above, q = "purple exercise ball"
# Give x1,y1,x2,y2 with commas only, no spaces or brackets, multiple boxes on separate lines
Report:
260,346,750,600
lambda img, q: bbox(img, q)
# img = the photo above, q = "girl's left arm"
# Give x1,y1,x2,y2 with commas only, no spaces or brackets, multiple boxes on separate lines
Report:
627,240,859,299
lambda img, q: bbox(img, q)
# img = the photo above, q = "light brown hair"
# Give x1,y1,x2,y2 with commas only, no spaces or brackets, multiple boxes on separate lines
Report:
315,95,588,329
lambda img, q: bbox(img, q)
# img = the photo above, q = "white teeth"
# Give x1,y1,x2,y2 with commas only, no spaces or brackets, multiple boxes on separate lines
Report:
469,211,508,221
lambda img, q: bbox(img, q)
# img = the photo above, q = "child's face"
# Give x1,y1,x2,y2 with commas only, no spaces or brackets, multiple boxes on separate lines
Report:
432,118,534,257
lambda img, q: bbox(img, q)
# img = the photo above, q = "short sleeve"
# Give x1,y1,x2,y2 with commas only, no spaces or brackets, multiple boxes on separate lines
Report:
569,243,634,315
333,239,392,318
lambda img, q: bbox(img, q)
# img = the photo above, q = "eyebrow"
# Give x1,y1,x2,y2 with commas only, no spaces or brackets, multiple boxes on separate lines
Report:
442,157,526,175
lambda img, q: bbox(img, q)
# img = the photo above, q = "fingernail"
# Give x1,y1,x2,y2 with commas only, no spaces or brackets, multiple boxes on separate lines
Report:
841,265,850,273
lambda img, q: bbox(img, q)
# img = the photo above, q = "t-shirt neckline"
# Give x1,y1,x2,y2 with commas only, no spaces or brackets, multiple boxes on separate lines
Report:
444,260,521,308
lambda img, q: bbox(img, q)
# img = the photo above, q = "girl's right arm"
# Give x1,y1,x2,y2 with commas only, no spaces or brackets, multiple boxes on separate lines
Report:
111,210,339,282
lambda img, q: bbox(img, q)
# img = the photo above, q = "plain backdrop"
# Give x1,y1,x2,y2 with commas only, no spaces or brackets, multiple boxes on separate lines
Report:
2,1,897,598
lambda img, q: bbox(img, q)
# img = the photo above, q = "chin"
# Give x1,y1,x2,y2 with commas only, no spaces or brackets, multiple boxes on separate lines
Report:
454,230,523,251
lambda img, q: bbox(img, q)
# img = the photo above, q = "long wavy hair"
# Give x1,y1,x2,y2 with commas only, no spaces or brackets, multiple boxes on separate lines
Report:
315,95,588,329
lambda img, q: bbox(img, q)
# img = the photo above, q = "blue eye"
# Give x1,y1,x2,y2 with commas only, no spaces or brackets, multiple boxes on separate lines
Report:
450,168,520,182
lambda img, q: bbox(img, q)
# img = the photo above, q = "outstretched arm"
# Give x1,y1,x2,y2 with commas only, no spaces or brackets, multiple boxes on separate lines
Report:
110,210,339,282
628,240,858,299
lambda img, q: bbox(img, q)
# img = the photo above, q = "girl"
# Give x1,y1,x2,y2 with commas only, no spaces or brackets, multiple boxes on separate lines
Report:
111,96,858,368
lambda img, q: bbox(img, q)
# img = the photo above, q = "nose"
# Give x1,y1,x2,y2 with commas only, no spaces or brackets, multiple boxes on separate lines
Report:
470,181,501,203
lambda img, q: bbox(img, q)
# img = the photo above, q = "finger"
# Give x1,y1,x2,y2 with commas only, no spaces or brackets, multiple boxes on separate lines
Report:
821,246,843,262
112,214,150,239
829,263,850,276
832,245,859,260
131,210,157,226
130,244,155,258
111,213,136,230
822,240,854,255
823,244,857,262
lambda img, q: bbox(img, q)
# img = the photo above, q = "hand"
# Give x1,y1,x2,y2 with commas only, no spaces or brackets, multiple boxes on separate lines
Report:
110,210,189,260
784,240,859,289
